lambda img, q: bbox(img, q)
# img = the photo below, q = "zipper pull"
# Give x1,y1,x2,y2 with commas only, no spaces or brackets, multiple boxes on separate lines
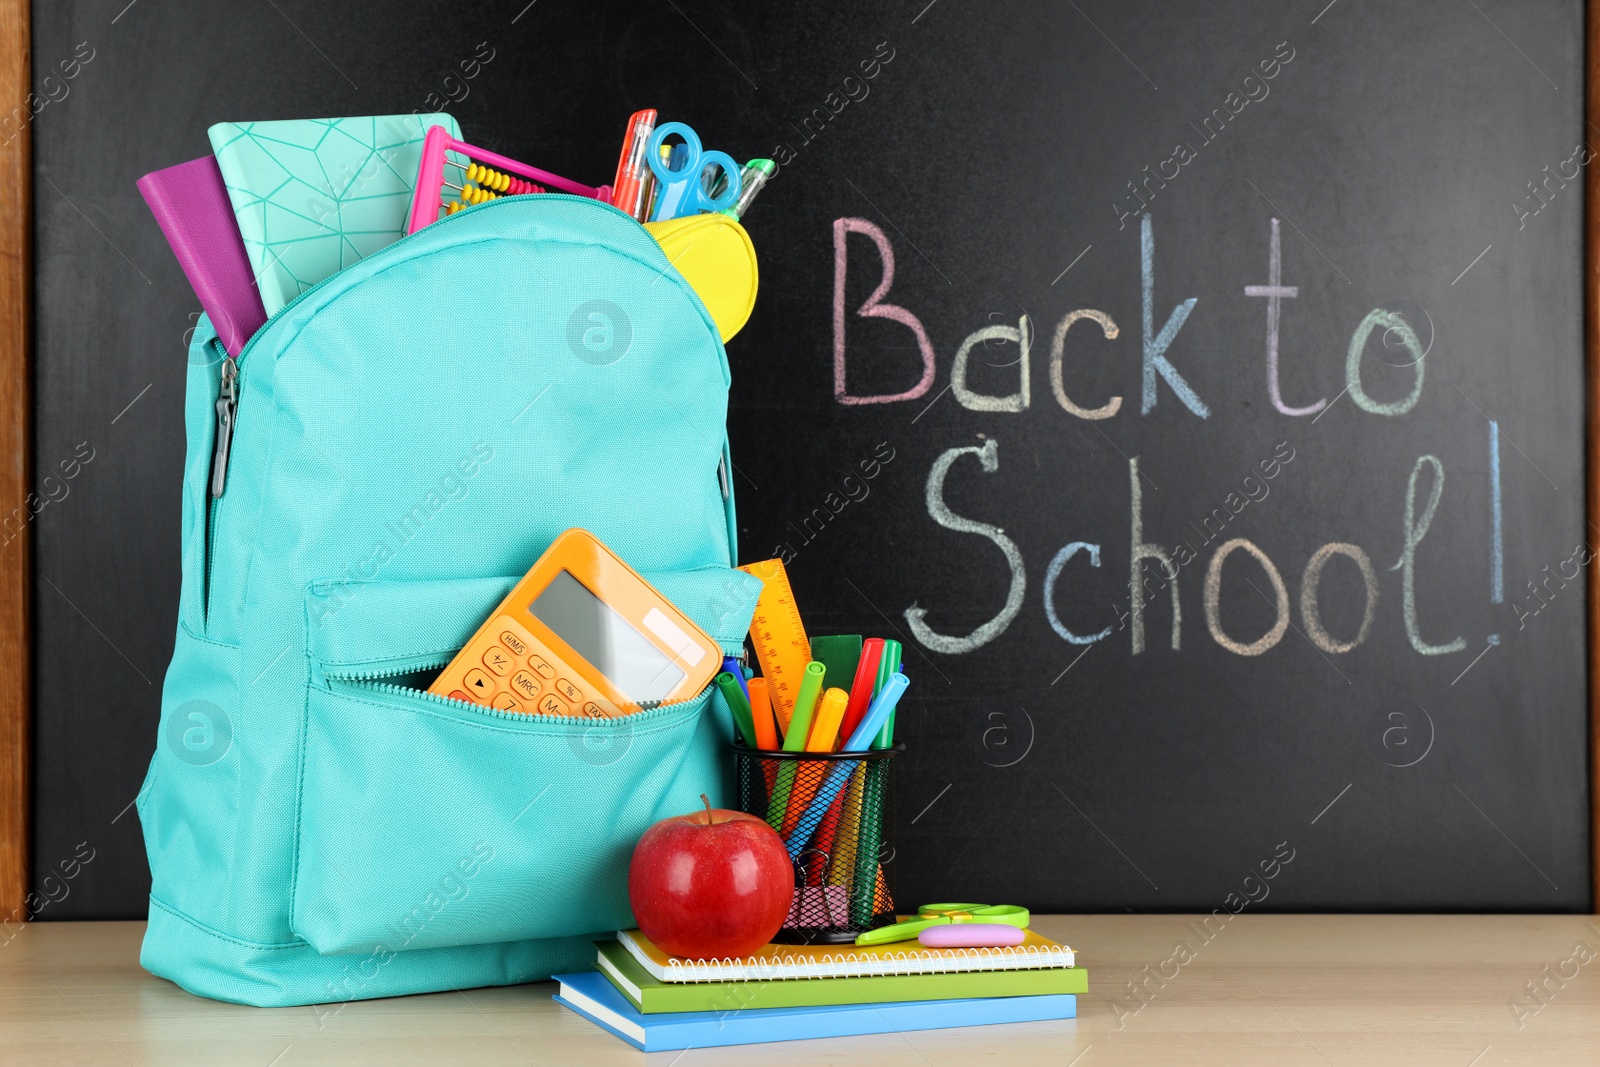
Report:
209,357,238,498
717,454,729,500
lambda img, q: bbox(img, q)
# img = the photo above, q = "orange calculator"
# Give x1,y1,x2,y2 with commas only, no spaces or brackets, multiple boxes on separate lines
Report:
429,529,722,718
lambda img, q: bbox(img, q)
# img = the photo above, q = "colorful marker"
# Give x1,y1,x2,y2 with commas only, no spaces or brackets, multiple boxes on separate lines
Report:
785,674,908,860
872,640,902,750
806,687,848,753
784,661,826,754
782,686,848,837
839,638,885,743
765,661,825,830
747,676,780,751
715,671,756,748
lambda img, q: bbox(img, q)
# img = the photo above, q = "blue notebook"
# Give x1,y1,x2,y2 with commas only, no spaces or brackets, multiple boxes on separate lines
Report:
553,971,1076,1052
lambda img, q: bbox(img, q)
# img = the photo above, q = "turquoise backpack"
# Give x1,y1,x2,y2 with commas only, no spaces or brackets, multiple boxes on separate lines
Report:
137,195,763,1008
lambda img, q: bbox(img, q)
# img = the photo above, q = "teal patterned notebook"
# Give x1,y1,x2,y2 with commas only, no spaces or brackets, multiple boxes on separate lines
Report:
208,113,460,314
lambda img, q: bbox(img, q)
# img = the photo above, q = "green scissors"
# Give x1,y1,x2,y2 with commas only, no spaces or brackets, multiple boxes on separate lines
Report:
854,902,1031,946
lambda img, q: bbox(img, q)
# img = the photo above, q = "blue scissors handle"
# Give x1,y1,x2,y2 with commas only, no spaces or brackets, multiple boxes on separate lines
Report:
645,122,741,220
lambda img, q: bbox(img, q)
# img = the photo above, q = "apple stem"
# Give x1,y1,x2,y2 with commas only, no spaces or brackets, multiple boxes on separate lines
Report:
701,793,715,825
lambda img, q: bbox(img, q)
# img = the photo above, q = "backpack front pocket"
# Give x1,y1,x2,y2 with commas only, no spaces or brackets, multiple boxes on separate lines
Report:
290,571,756,957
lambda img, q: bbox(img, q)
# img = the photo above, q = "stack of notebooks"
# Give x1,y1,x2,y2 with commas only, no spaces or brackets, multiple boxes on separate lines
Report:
554,927,1085,1051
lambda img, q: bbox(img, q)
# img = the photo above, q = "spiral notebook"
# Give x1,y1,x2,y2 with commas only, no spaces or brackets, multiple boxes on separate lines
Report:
598,939,1086,1014
616,926,1075,983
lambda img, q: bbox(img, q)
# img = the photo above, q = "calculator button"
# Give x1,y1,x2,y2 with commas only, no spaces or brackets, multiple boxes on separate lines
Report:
582,701,608,718
527,654,557,679
499,630,528,656
463,669,494,699
554,678,582,703
448,690,471,703
491,691,523,712
538,693,571,716
510,671,542,701
482,646,514,676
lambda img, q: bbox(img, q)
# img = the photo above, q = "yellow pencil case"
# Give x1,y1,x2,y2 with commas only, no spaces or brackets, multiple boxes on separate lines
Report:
645,214,759,343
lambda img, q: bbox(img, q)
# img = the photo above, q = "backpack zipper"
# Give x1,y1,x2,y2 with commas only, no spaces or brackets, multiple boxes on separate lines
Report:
209,356,237,498
325,661,719,726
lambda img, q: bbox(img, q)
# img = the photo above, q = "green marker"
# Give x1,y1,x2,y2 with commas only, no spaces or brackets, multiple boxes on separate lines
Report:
871,640,902,750
715,671,756,748
854,642,902,925
783,661,826,752
765,661,825,828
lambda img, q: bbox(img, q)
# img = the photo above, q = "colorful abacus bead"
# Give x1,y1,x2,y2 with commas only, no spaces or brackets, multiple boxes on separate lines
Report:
464,163,544,196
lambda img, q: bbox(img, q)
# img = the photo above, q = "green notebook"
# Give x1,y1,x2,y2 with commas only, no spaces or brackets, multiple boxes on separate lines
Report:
208,113,460,314
595,940,1087,1014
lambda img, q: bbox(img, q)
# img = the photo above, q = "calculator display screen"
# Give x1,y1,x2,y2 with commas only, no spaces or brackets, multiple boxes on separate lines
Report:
529,570,685,701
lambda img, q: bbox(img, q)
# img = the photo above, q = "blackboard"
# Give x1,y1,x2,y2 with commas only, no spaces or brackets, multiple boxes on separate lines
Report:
32,0,1589,918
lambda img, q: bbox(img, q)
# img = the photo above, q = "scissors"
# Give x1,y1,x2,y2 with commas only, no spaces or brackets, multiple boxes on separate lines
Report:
646,122,742,222
854,902,1031,946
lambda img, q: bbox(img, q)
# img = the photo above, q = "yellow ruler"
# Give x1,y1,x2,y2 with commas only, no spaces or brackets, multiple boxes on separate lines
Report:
738,558,811,733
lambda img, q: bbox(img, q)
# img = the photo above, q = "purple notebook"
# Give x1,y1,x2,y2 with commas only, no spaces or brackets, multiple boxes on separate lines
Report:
137,156,267,356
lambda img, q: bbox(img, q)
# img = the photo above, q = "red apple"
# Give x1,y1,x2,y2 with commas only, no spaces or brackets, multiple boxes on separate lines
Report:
628,794,793,959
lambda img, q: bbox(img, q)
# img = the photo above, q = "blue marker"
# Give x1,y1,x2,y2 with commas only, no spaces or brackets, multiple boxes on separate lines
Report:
722,656,751,704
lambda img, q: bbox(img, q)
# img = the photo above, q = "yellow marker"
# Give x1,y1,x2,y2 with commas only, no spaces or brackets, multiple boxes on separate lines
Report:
806,687,848,753
828,769,865,886
738,558,811,732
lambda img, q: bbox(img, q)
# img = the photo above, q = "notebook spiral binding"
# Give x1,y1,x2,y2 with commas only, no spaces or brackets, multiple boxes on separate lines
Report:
660,944,1072,983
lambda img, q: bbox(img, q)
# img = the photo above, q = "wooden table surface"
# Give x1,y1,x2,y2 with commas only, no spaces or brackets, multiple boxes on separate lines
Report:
1,915,1597,1065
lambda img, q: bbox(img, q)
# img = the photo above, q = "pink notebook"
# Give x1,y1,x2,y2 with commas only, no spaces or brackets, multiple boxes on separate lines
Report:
137,156,267,356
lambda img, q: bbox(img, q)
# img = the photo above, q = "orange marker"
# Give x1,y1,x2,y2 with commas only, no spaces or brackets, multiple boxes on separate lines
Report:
610,108,658,220
748,676,780,750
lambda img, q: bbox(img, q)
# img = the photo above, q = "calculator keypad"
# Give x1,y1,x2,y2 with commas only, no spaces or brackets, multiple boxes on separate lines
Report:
439,616,620,719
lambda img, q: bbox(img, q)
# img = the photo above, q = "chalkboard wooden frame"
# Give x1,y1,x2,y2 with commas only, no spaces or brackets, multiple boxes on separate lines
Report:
0,0,30,920
1587,0,1600,923
0,2,1596,919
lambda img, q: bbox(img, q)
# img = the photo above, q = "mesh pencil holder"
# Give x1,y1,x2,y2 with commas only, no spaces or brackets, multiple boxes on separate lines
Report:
732,742,904,944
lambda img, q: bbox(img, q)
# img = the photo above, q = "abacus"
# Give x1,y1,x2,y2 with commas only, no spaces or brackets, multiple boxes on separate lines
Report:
404,125,613,235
